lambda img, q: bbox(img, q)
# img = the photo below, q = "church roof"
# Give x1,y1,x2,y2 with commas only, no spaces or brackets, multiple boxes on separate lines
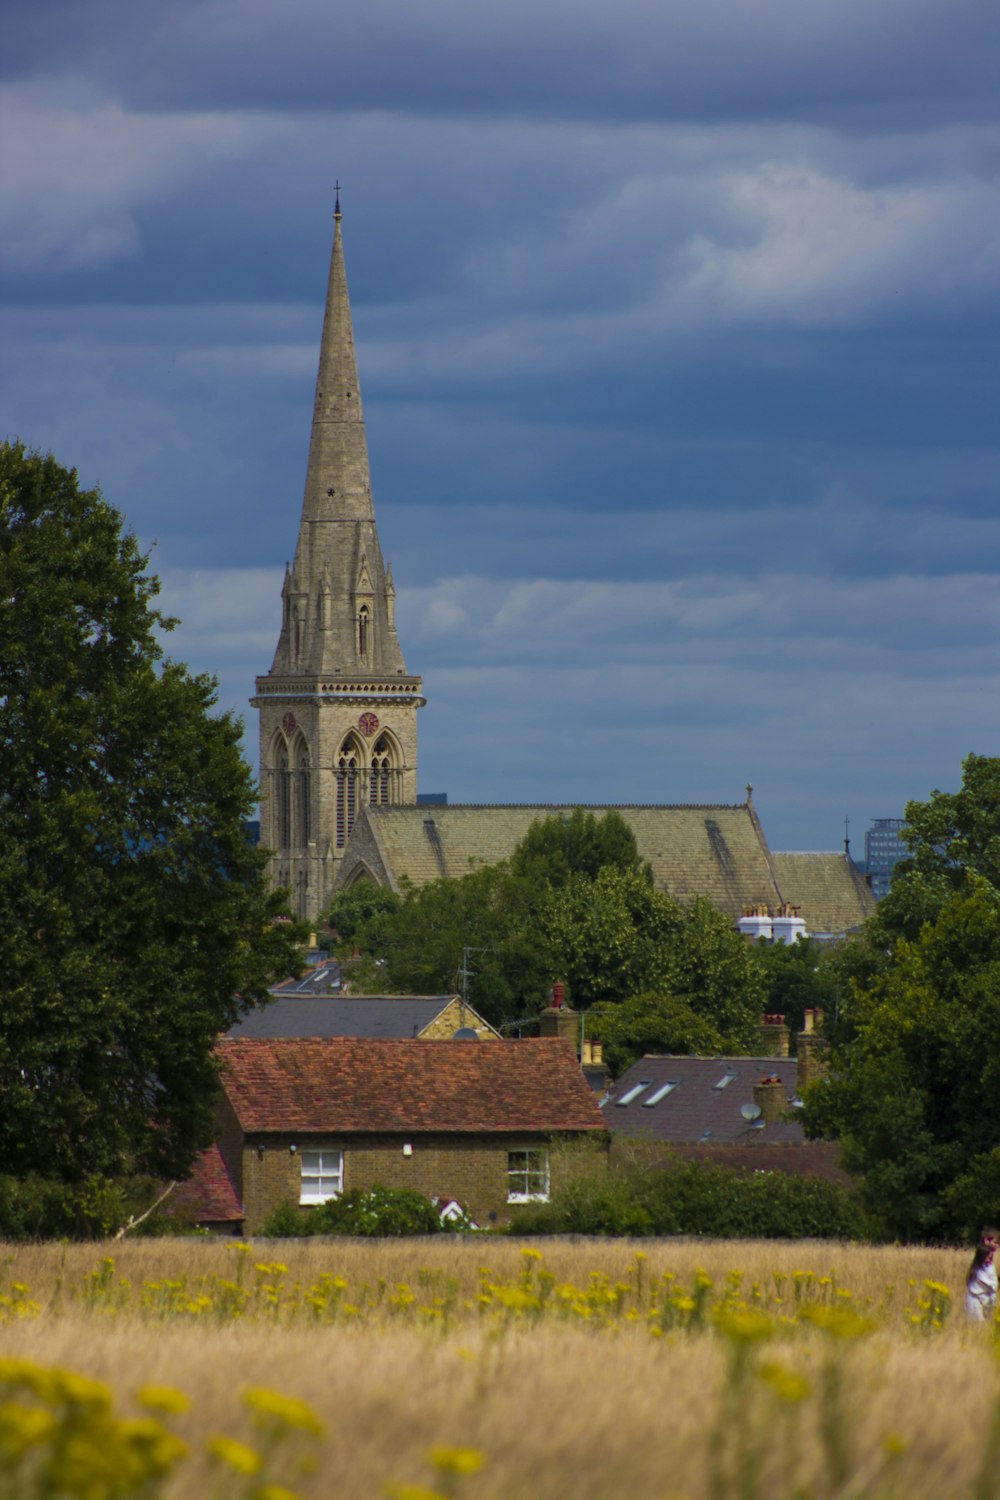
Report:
338,802,873,934
770,852,876,934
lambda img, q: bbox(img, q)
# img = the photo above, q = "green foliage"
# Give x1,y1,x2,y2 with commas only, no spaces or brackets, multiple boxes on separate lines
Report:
805,879,1000,1241
755,938,841,1038
872,755,1000,946
260,1200,312,1238
510,807,650,888
0,443,300,1184
356,863,553,1025
352,821,767,1039
326,880,402,947
588,992,724,1075
309,1185,443,1237
509,1157,867,1240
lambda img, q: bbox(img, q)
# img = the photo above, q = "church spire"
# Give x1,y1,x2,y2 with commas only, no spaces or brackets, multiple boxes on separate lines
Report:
268,200,408,678
252,199,422,920
300,195,374,528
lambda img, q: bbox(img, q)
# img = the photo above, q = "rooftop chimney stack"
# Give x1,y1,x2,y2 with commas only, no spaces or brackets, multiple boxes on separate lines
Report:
760,1013,791,1057
753,1077,787,1127
796,1009,827,1095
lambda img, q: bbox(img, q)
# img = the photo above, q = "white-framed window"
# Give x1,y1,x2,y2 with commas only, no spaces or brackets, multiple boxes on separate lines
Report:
299,1148,343,1205
507,1148,550,1203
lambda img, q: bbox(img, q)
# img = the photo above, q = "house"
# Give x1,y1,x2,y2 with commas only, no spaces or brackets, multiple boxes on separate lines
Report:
227,993,499,1042
215,1036,607,1231
601,1011,847,1182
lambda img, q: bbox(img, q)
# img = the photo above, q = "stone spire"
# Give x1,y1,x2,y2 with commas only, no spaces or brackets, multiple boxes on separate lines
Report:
253,199,423,923
270,202,407,678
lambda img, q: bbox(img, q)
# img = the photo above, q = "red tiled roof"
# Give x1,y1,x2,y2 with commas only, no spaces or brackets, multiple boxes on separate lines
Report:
216,1037,606,1135
171,1143,244,1224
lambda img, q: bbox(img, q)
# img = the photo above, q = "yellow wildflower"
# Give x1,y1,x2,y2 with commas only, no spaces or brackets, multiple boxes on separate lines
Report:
430,1445,486,1476
208,1435,263,1474
138,1384,191,1415
244,1386,326,1436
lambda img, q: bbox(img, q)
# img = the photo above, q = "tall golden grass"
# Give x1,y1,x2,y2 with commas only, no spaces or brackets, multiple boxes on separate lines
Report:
0,1236,994,1499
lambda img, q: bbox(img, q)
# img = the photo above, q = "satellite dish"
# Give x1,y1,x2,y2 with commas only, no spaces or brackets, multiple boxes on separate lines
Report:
740,1101,763,1122
453,1027,480,1041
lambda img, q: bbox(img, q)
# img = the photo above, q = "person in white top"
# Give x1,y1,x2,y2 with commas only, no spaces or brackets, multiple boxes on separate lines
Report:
965,1227,999,1321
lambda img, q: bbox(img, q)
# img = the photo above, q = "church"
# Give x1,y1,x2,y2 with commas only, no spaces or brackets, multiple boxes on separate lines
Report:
253,205,876,937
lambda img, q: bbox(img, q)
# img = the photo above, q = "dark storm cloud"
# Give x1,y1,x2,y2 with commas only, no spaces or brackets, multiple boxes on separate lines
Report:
4,0,1000,847
6,0,1000,130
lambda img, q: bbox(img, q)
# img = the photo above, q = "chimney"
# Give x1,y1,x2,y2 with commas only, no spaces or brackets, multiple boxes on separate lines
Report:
753,1077,787,1127
539,986,578,1048
738,905,773,942
581,1041,608,1095
759,1013,790,1057
796,1010,827,1095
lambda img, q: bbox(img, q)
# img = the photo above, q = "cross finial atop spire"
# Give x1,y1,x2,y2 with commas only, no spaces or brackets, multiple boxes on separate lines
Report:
334,181,342,221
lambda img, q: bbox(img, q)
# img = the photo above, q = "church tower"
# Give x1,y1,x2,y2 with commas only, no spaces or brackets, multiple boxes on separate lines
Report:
252,200,424,919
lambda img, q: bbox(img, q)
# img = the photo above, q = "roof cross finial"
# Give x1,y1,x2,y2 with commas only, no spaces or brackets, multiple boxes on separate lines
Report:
334,181,342,221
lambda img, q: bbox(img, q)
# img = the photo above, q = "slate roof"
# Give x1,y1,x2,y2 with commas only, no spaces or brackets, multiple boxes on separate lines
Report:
171,1144,243,1224
770,852,877,934
227,995,495,1041
340,802,873,933
602,1055,805,1144
349,803,782,919
217,1037,606,1135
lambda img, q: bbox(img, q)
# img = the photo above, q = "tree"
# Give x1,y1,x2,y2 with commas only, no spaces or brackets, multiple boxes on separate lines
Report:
326,880,401,947
541,871,765,1039
804,880,1000,1240
873,755,1000,944
355,863,554,1025
0,443,299,1184
587,992,724,1076
510,807,650,889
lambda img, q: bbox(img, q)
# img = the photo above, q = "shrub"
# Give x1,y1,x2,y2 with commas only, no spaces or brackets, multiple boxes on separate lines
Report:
260,1199,311,1238
508,1156,868,1241
310,1185,442,1237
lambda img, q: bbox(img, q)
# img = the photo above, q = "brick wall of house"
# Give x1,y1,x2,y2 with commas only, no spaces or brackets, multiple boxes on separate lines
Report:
237,1132,600,1232
417,998,497,1041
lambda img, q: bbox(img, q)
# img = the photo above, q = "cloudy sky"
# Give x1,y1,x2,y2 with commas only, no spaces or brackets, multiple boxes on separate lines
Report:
4,0,1000,854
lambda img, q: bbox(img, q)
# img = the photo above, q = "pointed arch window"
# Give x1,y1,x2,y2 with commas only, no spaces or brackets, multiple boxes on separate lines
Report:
276,748,291,849
296,742,312,846
370,736,393,807
358,605,369,658
336,742,359,847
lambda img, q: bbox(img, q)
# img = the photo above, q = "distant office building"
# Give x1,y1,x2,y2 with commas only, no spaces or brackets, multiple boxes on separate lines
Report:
865,818,908,899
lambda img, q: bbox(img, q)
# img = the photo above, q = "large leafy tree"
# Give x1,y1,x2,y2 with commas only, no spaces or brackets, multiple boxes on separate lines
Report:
0,443,298,1183
349,817,766,1047
805,880,1000,1241
510,807,650,888
872,754,1000,944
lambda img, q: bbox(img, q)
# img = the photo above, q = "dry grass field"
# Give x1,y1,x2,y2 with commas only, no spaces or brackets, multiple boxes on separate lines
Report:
0,1235,996,1499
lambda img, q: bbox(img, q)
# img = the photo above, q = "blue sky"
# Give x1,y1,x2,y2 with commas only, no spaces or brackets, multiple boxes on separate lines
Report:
3,0,1000,852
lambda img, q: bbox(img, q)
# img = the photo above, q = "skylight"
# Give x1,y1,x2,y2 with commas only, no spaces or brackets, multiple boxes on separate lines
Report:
616,1082,652,1106
643,1081,679,1106
713,1070,737,1090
